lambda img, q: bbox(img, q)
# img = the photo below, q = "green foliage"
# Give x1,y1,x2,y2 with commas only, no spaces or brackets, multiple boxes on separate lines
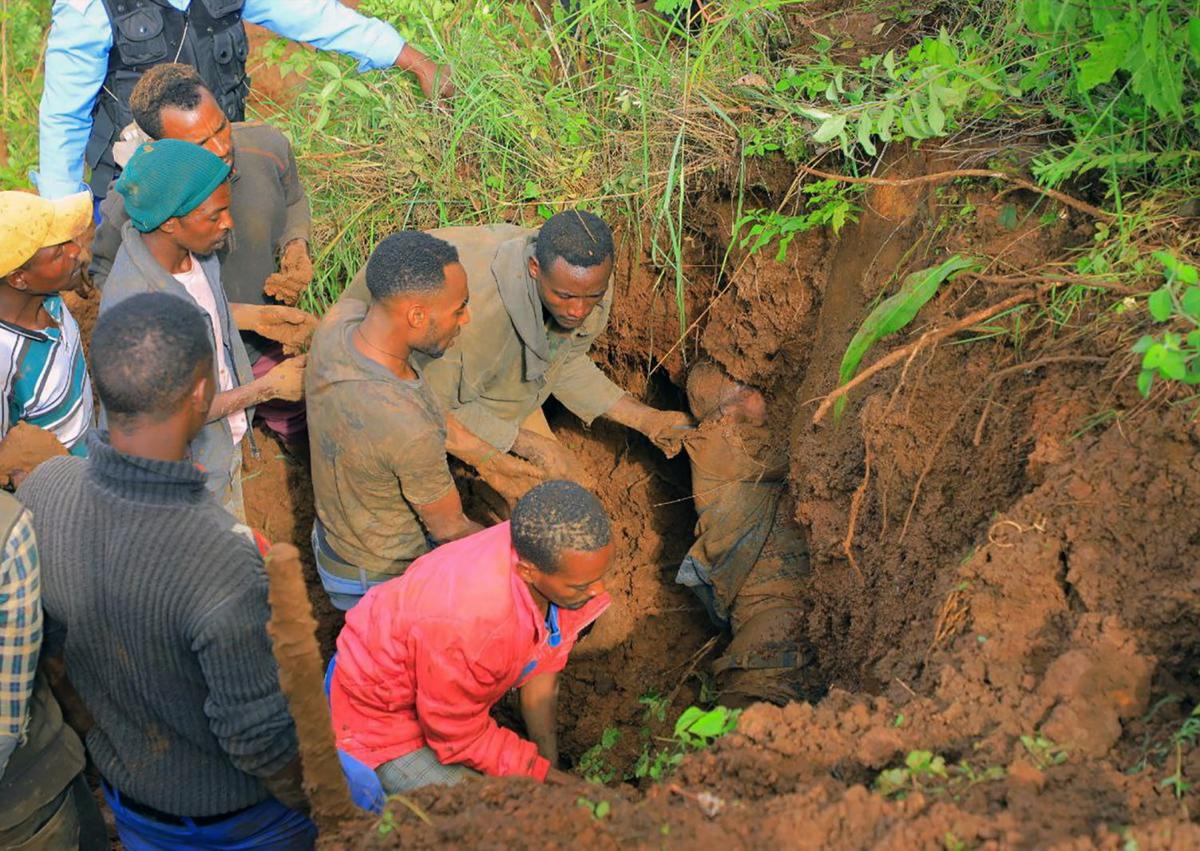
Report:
0,3,51,187
578,726,620,785
639,691,670,723
875,749,1005,800
575,796,612,819
1019,734,1070,769
633,705,740,782
834,255,980,422
1133,253,1200,397
735,180,861,261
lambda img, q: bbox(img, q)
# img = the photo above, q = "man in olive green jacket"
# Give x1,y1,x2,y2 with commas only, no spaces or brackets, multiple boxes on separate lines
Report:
341,210,692,487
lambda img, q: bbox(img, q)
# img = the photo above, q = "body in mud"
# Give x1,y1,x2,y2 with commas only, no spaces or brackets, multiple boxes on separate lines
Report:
678,362,820,707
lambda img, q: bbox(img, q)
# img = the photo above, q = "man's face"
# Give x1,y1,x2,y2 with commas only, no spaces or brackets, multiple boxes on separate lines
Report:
10,240,84,295
531,255,612,331
158,90,234,168
169,182,234,257
412,262,470,358
523,543,613,611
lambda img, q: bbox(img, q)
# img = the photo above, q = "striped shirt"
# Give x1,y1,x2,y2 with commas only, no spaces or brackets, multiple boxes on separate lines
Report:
0,296,94,456
0,507,41,777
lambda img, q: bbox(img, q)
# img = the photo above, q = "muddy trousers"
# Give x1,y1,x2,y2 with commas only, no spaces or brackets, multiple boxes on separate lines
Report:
714,544,814,707
0,775,106,850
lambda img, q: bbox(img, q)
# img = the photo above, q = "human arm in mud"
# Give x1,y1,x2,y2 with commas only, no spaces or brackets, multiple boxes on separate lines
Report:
602,394,695,458
262,145,313,307
207,356,307,421
519,671,560,768
413,488,484,545
260,756,309,814
229,304,318,355
444,415,545,505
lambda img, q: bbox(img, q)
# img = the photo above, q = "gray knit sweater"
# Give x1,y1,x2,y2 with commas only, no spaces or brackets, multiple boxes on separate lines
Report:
17,432,298,817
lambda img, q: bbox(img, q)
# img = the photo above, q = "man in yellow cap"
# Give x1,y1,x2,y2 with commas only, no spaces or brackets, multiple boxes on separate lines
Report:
0,190,95,487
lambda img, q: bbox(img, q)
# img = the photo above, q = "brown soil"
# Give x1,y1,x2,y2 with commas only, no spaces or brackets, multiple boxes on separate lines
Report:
0,421,69,487
314,157,1200,847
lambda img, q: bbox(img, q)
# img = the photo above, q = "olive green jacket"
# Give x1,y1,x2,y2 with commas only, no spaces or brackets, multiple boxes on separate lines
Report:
342,224,625,450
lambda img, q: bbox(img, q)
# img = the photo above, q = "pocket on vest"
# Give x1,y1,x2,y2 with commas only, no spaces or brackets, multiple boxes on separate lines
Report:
112,9,169,66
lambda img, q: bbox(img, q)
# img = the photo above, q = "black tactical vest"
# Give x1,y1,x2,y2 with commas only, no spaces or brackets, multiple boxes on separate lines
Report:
88,0,250,195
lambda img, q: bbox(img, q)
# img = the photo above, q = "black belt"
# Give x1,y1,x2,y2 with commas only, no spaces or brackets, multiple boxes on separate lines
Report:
106,783,254,827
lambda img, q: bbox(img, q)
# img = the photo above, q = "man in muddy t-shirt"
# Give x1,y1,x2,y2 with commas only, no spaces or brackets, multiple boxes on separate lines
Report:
307,231,482,609
340,210,693,488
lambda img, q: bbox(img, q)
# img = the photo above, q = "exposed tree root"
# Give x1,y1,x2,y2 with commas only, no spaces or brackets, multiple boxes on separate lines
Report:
811,290,1037,424
795,163,1114,221
842,443,871,581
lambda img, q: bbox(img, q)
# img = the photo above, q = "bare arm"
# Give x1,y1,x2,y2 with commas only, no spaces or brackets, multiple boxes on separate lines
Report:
413,487,483,545
519,671,559,767
445,415,546,504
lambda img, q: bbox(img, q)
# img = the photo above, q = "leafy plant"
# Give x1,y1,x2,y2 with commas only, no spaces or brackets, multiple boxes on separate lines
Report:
578,727,620,784
576,796,612,819
834,255,980,422
735,180,862,261
1133,252,1200,397
1020,734,1070,770
633,705,741,782
875,749,1005,800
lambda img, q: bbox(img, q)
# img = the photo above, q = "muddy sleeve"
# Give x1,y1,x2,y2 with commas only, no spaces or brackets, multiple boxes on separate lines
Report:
278,141,311,250
411,623,550,781
191,556,299,779
89,188,126,288
423,348,520,452
550,351,626,426
392,428,455,508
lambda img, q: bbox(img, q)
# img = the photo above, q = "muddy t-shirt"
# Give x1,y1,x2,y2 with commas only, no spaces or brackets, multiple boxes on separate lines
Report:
306,299,454,574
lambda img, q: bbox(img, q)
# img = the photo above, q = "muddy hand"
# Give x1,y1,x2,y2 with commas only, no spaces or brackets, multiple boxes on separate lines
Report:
246,305,319,356
642,409,696,458
0,422,69,489
478,453,545,507
261,354,307,402
263,240,314,307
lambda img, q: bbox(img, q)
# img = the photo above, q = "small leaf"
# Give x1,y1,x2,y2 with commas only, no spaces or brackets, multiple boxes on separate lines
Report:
1148,288,1174,322
926,97,946,134
343,79,371,98
812,114,848,144
877,104,896,142
1131,334,1154,354
997,204,1019,230
856,113,878,156
594,800,611,819
1181,287,1200,320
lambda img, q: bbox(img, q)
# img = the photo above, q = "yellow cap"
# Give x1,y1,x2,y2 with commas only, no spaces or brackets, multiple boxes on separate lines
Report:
0,190,93,279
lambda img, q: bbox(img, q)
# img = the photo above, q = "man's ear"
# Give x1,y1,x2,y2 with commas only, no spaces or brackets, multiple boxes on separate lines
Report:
5,270,29,293
160,216,179,235
405,302,427,329
190,370,212,417
527,255,540,282
515,558,539,585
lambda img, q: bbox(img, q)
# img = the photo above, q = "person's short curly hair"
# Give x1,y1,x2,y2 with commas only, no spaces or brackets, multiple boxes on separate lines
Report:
91,292,213,425
129,63,208,139
511,480,611,574
534,210,614,270
365,231,460,301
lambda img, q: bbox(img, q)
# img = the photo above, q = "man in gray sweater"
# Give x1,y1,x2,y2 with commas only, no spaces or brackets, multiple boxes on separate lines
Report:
18,292,314,848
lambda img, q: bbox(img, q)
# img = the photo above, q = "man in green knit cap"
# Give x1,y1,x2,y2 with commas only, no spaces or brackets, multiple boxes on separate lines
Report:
100,139,311,518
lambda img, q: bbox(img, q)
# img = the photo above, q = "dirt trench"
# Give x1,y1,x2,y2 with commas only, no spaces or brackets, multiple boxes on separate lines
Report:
221,146,1200,847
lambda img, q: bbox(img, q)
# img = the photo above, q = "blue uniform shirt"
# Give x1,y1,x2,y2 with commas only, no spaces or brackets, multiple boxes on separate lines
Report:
37,0,407,199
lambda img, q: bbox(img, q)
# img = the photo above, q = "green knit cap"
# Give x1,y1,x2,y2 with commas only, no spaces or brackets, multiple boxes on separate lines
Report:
114,139,232,233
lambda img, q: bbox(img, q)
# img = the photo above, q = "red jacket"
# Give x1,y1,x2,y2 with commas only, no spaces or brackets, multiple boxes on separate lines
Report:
330,522,610,780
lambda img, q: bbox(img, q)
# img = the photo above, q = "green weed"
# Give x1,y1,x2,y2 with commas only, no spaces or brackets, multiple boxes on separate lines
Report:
578,726,620,785
1019,734,1069,770
875,749,1005,801
632,704,740,782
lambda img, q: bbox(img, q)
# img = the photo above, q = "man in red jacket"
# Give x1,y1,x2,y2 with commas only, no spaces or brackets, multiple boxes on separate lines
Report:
330,480,612,790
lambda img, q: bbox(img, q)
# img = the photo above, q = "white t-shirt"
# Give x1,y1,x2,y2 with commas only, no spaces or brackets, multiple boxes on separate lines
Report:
173,255,248,446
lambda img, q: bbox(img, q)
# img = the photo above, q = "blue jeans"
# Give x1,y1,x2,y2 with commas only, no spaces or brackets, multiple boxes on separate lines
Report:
103,784,316,850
